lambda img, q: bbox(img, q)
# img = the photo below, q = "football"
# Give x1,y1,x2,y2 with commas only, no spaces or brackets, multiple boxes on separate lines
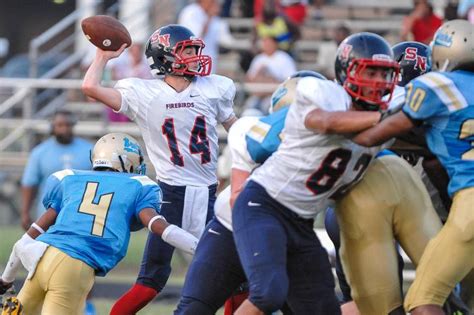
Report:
81,15,132,51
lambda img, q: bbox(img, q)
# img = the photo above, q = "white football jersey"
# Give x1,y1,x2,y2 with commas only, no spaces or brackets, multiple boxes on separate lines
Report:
250,77,393,219
214,116,260,231
115,74,236,186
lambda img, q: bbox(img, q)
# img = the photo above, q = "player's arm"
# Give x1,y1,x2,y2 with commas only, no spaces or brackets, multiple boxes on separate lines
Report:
82,44,127,111
304,108,382,134
352,111,415,146
230,168,250,208
222,115,238,132
20,186,37,231
138,208,198,255
0,208,57,293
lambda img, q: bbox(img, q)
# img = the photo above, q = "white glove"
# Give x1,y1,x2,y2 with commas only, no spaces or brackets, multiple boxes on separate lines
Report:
14,234,49,280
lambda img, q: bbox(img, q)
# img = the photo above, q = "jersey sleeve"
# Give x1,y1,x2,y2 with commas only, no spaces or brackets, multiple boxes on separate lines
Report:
228,117,259,172
216,77,236,123
402,73,453,122
21,147,42,186
114,78,144,121
133,177,162,218
386,85,406,111
42,171,68,212
296,78,350,121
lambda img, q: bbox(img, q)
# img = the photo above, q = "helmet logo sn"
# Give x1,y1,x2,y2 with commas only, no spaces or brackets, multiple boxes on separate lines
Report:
404,47,428,71
150,32,170,47
340,44,353,61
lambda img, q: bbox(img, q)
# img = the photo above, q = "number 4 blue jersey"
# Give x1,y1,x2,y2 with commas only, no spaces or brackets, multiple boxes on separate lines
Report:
402,70,474,196
37,169,161,276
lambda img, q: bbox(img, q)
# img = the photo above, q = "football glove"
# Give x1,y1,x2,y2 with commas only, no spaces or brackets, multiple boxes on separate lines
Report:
1,297,23,315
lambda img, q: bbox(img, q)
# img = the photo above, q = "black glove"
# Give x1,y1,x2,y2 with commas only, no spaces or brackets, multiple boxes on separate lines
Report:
0,279,13,295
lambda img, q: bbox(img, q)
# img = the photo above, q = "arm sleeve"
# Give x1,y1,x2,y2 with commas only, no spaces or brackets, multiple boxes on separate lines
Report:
42,175,63,212
114,78,143,121
228,118,259,172
402,76,448,122
296,78,350,121
135,183,161,219
217,79,236,124
21,148,41,187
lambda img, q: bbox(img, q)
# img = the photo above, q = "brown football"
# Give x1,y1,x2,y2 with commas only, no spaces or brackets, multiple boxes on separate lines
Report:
81,15,132,51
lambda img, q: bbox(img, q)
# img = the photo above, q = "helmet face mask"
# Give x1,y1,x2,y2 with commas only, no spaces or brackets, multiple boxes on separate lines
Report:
335,32,400,110
92,133,146,175
345,59,400,109
146,25,212,78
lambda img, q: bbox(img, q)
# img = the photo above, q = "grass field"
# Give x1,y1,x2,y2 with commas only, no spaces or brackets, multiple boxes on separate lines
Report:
0,226,224,314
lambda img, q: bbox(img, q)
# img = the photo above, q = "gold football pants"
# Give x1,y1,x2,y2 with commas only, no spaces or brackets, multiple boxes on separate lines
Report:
336,155,442,315
17,246,94,315
405,186,474,311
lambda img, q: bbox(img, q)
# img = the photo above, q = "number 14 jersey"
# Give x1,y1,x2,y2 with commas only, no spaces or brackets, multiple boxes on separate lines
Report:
250,78,393,219
115,75,235,186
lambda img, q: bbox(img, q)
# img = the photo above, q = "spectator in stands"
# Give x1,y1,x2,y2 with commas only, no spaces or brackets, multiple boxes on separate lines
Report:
178,0,233,73
280,0,309,25
315,24,351,79
20,110,92,230
244,36,297,113
400,0,443,44
240,2,300,72
108,43,152,122
458,0,474,23
255,3,301,52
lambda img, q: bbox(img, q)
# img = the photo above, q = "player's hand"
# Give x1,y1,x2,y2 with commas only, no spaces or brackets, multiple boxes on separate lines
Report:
378,104,403,122
0,279,13,295
95,43,128,61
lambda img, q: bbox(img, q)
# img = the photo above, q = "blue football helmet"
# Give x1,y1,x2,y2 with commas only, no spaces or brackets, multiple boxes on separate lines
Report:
392,41,431,86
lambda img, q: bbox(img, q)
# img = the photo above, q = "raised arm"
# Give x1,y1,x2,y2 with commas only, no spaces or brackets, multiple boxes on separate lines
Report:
82,44,127,111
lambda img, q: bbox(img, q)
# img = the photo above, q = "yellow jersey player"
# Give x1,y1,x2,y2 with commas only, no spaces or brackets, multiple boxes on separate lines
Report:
352,20,474,315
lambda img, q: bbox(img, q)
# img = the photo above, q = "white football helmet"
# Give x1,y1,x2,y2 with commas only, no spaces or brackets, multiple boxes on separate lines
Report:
431,19,474,72
91,133,146,174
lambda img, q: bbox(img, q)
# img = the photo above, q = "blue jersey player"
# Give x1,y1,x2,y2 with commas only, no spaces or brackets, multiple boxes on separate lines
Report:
0,133,199,315
352,20,474,315
174,71,326,315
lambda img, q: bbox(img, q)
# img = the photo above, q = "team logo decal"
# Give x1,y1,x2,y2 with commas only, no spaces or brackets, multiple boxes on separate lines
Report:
340,43,353,60
433,31,452,47
123,137,140,154
150,31,170,47
404,47,428,72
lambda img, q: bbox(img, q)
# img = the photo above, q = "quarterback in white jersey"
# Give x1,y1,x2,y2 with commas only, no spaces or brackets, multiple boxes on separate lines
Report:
232,33,401,315
115,74,234,186
82,24,236,314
